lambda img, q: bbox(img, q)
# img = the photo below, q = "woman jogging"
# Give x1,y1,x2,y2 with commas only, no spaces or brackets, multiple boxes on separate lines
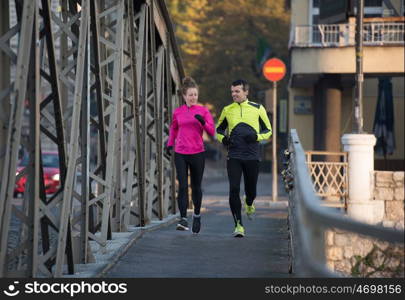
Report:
166,77,215,233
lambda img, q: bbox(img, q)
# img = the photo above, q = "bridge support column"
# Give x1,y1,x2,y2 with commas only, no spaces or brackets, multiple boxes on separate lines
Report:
341,134,384,224
0,1,10,180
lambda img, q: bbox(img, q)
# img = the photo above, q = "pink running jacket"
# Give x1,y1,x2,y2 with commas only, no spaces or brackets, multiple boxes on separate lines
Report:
167,104,215,154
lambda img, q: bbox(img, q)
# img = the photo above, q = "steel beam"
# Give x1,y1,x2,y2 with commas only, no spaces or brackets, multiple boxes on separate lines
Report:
0,0,183,278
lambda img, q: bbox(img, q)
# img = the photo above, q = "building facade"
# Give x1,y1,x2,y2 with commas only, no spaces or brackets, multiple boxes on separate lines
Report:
288,0,404,170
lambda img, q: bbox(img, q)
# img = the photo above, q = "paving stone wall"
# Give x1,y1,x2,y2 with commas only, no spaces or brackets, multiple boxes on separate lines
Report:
374,171,404,229
325,171,404,277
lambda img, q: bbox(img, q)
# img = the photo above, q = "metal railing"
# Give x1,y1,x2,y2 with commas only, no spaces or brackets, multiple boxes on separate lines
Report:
284,129,404,277
305,151,348,209
289,22,405,48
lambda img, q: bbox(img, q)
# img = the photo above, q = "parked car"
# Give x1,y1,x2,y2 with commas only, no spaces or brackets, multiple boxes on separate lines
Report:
15,151,60,196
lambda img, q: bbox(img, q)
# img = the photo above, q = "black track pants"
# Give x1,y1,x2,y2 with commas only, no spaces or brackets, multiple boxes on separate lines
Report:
174,152,205,218
227,158,259,226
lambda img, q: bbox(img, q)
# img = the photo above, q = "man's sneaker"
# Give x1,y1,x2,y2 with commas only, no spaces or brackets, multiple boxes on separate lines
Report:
176,217,189,231
244,197,256,220
192,215,201,234
233,221,245,237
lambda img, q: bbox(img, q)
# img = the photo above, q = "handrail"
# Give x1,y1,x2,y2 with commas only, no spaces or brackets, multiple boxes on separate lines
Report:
290,22,405,48
286,129,404,276
305,151,347,162
305,151,348,207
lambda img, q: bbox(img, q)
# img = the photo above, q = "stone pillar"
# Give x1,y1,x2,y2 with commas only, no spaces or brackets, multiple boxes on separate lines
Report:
341,134,384,224
347,17,356,45
315,75,342,159
323,78,342,160
313,80,324,151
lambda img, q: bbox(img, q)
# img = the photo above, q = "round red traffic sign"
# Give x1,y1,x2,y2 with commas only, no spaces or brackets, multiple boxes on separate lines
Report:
262,58,286,82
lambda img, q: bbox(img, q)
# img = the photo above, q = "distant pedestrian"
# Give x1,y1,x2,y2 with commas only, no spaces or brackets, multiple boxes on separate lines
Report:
216,79,272,237
166,77,215,233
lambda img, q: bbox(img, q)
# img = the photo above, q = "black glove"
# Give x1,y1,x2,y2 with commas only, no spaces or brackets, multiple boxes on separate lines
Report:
244,133,257,143
222,136,231,146
194,114,205,125
165,145,173,156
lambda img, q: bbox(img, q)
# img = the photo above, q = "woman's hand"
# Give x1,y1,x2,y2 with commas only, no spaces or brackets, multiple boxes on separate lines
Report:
165,145,173,156
194,114,205,125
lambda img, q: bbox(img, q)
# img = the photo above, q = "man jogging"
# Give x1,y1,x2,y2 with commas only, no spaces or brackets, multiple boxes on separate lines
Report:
216,79,272,237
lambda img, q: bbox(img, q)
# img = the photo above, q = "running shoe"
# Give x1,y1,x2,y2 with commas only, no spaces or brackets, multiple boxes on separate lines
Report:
192,215,201,234
244,196,256,220
233,221,245,237
176,217,189,231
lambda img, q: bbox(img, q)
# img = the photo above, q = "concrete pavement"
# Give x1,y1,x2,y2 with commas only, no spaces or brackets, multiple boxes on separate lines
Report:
103,167,291,278
104,197,290,278
61,159,292,278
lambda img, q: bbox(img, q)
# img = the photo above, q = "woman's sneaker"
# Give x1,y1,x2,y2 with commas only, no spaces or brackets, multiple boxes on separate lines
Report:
176,217,189,230
192,215,201,234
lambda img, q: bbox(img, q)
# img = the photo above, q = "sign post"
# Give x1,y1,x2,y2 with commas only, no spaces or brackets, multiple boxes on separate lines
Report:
262,58,286,202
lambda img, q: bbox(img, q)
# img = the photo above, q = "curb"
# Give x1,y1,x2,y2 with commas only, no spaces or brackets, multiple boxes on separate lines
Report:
62,214,179,278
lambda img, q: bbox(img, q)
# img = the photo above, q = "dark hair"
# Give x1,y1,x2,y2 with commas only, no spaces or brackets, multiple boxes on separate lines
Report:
181,76,198,95
231,79,249,91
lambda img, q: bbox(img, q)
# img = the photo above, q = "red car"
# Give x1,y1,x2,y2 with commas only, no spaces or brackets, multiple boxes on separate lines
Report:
15,151,60,196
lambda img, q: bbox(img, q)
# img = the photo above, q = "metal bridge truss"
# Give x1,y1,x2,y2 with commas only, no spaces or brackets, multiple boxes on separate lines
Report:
0,0,183,277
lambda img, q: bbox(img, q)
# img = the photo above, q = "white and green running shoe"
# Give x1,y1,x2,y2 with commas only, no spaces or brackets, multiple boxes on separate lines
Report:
233,221,245,237
244,196,256,220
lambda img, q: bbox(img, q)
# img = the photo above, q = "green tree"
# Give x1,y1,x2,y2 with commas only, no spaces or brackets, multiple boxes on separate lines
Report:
166,0,212,73
166,0,290,114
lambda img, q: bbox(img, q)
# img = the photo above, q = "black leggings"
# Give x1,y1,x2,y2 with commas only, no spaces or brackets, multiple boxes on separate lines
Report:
174,152,205,218
227,158,259,226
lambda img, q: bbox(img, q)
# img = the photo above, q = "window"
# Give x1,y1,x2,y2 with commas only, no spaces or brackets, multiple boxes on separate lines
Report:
364,0,383,17
316,0,385,22
310,0,320,25
365,0,382,6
